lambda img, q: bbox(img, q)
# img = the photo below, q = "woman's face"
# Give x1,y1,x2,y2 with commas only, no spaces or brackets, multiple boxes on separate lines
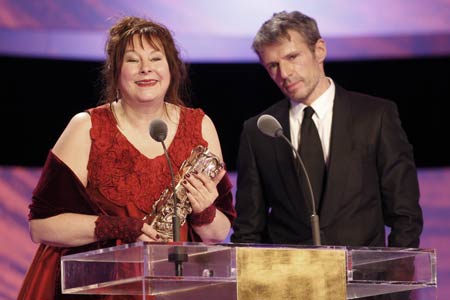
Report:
118,34,171,105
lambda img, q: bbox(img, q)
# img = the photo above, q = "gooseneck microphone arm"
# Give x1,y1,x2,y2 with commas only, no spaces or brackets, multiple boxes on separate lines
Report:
149,119,186,277
149,119,180,242
276,134,321,246
160,140,180,242
257,114,321,246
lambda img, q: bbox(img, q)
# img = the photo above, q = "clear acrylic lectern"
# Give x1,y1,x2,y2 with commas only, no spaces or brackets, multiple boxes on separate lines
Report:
61,242,437,299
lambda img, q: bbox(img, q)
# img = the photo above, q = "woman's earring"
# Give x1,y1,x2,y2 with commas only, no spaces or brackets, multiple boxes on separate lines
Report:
116,89,121,101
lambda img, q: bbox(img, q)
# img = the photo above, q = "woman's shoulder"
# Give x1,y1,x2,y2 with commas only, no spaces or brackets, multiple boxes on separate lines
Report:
86,103,116,133
176,106,221,159
166,103,206,127
86,103,111,118
179,105,205,118
51,111,92,185
60,111,92,139
54,103,112,153
180,106,206,133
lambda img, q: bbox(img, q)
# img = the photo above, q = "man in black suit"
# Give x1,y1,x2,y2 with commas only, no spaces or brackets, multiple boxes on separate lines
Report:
231,11,423,248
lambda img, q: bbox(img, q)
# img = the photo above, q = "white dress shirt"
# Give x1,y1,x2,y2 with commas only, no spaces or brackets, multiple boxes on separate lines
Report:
289,78,335,166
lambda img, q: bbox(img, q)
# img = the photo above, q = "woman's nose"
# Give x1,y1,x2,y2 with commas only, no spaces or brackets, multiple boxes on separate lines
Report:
140,60,152,73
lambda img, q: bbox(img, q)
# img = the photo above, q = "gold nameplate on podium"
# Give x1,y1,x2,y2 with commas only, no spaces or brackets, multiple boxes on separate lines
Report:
236,247,346,300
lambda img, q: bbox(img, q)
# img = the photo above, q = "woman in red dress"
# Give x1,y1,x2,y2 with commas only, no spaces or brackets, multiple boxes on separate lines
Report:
18,16,236,300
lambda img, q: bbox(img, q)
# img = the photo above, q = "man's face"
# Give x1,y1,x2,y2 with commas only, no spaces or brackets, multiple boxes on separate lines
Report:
259,30,326,104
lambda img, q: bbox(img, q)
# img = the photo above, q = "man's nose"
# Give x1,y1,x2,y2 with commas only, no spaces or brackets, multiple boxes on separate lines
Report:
279,61,292,79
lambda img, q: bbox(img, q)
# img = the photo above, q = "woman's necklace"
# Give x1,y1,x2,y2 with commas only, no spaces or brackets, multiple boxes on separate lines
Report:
110,100,169,133
110,101,121,128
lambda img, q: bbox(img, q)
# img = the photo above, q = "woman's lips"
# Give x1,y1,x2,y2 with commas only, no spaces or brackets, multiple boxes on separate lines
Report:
136,79,157,86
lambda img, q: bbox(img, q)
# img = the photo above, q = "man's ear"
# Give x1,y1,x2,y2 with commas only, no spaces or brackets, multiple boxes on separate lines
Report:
314,39,327,63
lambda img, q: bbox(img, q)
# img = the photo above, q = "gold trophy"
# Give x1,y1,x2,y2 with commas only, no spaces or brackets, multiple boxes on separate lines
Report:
143,145,223,241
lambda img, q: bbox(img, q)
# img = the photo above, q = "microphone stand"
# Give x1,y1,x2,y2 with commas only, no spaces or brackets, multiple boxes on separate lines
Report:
161,141,180,242
278,134,321,246
161,141,187,276
257,115,321,245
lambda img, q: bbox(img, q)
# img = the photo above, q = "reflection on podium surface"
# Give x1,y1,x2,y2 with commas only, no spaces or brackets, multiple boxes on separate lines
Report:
61,242,437,300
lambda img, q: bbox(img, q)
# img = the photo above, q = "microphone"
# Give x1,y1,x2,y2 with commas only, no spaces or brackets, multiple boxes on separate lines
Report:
149,118,168,142
150,119,187,277
257,114,321,246
149,119,180,242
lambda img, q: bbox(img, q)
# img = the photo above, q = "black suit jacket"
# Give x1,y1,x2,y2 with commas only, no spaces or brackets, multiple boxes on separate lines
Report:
231,84,423,247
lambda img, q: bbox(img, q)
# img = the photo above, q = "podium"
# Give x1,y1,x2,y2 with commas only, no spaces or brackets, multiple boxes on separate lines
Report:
61,242,437,299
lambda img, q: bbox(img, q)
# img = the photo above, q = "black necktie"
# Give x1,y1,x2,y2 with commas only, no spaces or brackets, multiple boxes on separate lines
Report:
299,107,326,210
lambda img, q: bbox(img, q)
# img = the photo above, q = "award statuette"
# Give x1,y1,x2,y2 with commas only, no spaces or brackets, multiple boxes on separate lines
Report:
143,145,223,241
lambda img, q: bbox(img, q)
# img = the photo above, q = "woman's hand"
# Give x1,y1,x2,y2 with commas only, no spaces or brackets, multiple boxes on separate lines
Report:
137,223,165,242
181,168,226,214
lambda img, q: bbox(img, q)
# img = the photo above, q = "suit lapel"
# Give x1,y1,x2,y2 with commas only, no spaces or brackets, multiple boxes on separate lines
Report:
320,85,353,228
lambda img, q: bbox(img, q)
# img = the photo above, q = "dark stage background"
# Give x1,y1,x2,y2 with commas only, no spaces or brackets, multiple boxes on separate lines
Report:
1,55,449,169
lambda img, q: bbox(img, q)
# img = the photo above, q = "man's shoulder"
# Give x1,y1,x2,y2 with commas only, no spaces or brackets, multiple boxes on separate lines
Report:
245,98,289,124
336,84,396,111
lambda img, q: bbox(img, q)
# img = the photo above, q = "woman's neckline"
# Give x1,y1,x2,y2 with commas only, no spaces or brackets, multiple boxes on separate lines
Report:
107,101,183,161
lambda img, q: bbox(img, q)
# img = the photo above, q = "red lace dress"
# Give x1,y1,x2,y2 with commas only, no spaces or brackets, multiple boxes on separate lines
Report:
86,104,212,241
18,104,235,300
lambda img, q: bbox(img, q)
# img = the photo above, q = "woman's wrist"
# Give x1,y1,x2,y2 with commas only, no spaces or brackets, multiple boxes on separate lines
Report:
189,205,216,226
94,215,144,243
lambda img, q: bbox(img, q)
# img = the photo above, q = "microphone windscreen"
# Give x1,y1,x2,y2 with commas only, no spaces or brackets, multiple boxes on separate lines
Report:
149,119,168,142
257,114,283,137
